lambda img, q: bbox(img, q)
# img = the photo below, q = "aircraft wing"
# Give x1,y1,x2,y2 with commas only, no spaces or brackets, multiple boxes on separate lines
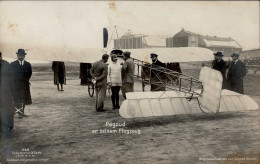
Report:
0,42,104,63
115,47,214,63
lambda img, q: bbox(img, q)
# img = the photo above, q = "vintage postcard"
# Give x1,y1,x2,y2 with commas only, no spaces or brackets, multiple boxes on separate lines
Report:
0,1,259,164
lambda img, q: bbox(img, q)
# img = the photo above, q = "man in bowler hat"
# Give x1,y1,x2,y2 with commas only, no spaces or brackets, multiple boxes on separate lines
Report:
227,53,247,94
150,53,166,91
10,49,32,117
212,51,227,89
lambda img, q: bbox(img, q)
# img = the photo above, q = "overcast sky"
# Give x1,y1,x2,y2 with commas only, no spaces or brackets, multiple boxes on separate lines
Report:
0,1,259,50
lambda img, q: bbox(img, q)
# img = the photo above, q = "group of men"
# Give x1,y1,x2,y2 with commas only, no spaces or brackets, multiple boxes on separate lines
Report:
0,49,32,134
90,52,135,112
212,51,247,94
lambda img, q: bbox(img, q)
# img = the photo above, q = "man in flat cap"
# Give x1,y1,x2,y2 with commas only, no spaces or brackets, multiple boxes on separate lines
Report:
90,54,109,112
227,53,247,94
212,51,227,89
150,53,166,91
11,49,32,117
121,51,135,99
0,51,15,133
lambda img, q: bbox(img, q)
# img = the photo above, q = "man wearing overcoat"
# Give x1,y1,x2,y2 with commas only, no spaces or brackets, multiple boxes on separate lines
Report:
10,49,32,117
0,51,15,132
90,54,109,112
212,51,227,89
150,53,166,91
227,53,247,94
121,51,135,99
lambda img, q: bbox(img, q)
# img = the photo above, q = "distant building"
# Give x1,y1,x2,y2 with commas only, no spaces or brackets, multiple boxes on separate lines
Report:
239,48,260,65
239,48,260,60
114,34,166,49
166,28,242,57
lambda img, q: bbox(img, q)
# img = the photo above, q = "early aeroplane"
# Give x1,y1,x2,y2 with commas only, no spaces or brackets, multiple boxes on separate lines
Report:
1,27,258,118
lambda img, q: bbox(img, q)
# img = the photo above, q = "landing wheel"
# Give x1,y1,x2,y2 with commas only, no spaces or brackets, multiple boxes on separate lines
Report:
88,83,95,97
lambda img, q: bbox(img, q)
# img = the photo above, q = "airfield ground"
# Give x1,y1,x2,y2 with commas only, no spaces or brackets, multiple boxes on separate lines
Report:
1,63,260,164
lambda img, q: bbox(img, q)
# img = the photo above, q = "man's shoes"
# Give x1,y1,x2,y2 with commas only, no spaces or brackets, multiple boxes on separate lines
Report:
96,109,106,112
112,106,117,110
115,105,120,109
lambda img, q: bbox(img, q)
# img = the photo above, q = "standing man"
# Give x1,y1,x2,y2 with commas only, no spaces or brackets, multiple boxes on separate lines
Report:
107,53,122,109
227,53,247,94
52,61,66,91
121,51,135,99
150,53,166,91
212,51,227,89
90,54,109,112
0,51,15,133
11,49,32,117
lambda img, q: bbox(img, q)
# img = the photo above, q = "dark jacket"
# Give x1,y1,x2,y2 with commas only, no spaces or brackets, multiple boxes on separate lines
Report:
90,60,108,88
121,58,135,84
52,61,66,85
212,59,227,89
11,60,32,105
227,60,247,94
151,60,166,82
1,59,15,128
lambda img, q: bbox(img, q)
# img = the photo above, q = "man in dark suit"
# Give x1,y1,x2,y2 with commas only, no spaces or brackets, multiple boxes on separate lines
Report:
0,51,15,133
121,51,135,99
10,49,32,117
212,51,227,89
227,53,247,94
90,54,109,112
150,53,166,91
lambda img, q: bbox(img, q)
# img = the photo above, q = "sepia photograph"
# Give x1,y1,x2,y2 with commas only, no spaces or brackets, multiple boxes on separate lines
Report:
0,1,259,163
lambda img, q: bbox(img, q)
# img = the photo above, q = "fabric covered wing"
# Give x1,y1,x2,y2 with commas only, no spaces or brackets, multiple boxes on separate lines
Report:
0,42,104,63
119,91,193,118
113,47,214,63
220,90,259,112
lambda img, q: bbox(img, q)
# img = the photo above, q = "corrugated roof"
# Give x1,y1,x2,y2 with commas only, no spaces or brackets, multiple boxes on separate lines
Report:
120,47,214,63
202,39,241,48
201,35,234,42
144,36,166,47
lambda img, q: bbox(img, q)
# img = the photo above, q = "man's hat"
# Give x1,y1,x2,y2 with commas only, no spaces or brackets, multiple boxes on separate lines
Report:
16,49,27,55
150,53,158,58
231,53,239,57
213,51,223,57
